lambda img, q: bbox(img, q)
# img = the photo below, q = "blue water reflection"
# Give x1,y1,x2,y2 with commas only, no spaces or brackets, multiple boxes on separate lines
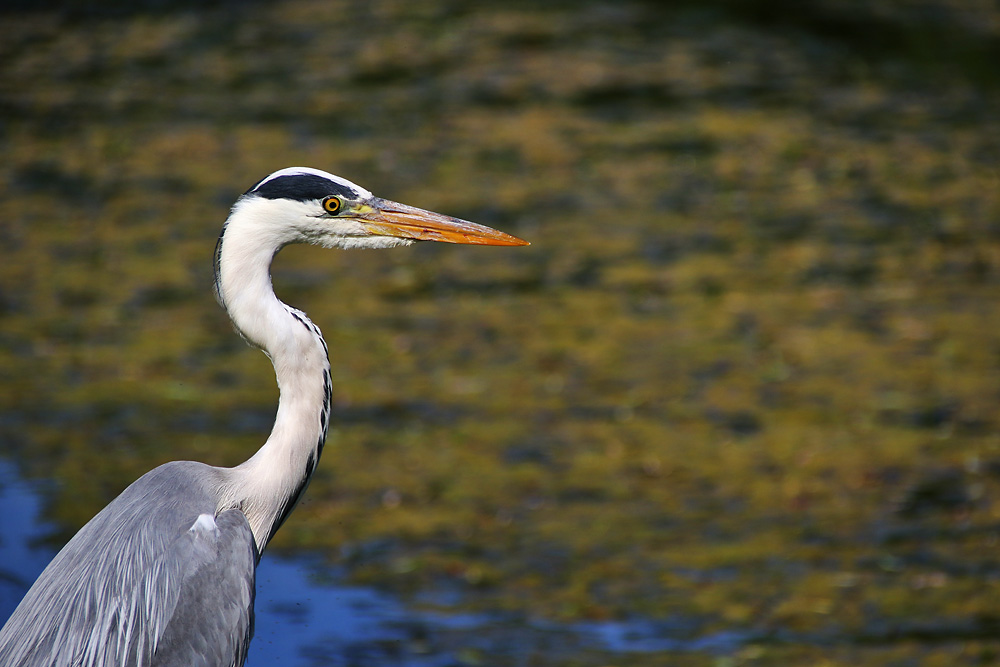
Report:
0,461,750,664
249,558,441,666
0,462,55,621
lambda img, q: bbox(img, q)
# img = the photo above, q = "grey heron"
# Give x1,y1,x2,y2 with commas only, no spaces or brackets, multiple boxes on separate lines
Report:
0,167,528,666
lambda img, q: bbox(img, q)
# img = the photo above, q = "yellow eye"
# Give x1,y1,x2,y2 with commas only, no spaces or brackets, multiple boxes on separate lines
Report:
322,196,342,214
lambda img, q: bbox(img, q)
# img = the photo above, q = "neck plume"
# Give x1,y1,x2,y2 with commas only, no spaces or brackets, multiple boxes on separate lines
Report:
213,199,332,553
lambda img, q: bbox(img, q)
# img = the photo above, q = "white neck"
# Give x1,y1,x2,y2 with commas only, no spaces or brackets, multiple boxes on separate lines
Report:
214,198,332,553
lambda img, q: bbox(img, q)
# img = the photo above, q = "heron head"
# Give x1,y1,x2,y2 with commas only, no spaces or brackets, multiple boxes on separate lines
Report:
238,167,529,250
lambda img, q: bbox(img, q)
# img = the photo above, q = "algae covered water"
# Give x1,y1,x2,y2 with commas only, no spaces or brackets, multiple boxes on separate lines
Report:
1,1,999,664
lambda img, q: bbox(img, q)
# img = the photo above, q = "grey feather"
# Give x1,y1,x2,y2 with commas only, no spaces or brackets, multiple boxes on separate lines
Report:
0,462,256,667
152,510,256,667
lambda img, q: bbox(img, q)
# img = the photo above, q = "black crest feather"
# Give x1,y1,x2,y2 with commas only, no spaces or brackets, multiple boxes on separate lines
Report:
248,174,359,202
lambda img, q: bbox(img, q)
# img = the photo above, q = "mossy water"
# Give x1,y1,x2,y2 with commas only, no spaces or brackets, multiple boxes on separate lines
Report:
2,1,1000,664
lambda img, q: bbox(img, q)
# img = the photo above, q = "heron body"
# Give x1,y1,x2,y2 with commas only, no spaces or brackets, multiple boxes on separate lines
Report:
0,167,527,666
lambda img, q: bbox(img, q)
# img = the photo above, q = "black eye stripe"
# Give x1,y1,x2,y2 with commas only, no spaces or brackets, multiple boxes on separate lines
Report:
249,174,359,202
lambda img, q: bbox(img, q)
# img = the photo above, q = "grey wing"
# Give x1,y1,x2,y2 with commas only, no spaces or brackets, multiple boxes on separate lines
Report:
0,461,257,667
152,510,256,667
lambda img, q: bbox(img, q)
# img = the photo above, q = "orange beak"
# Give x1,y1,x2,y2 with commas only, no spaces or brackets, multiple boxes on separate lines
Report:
361,198,529,247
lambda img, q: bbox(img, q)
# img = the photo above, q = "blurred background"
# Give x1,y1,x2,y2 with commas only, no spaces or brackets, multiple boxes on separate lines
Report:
1,0,1000,665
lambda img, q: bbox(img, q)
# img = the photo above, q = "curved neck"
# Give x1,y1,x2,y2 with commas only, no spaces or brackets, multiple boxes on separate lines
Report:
214,204,332,553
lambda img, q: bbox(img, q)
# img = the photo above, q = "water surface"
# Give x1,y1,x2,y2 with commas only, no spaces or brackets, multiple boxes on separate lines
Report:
1,460,748,665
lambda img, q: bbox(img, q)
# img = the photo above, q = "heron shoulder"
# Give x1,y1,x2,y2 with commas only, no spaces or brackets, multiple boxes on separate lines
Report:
0,461,255,666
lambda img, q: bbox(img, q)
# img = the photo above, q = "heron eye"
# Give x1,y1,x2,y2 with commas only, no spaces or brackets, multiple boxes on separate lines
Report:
322,196,342,215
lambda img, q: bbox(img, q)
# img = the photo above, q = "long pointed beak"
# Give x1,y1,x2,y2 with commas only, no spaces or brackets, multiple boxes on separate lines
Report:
360,198,529,246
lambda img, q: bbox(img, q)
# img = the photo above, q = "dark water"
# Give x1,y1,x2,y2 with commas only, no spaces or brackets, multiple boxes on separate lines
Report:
0,463,54,622
0,460,750,665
